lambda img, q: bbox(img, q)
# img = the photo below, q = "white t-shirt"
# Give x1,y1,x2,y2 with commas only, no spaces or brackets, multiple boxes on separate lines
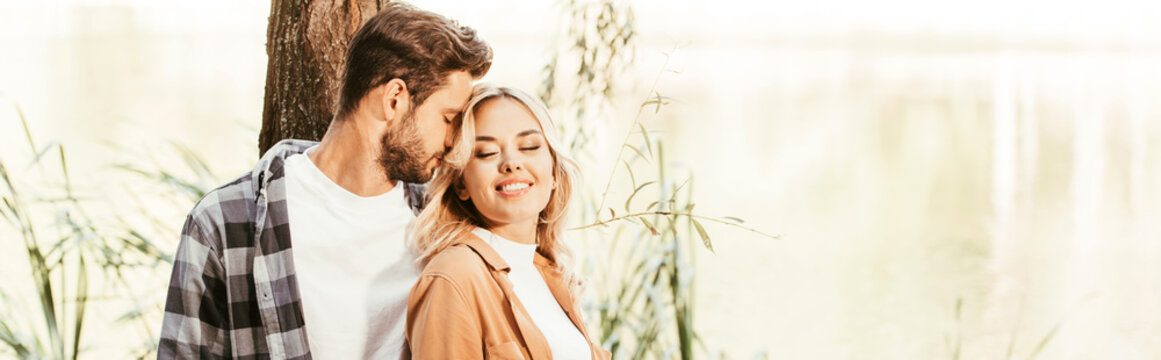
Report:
284,147,420,359
472,228,592,360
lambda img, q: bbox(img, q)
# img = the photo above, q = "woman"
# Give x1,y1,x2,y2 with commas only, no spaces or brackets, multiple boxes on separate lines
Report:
406,85,609,359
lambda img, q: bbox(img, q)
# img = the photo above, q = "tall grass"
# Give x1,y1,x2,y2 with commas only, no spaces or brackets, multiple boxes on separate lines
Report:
0,100,212,359
539,1,776,359
570,84,776,359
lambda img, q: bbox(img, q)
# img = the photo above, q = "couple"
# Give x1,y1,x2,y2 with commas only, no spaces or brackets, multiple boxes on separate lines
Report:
159,3,607,359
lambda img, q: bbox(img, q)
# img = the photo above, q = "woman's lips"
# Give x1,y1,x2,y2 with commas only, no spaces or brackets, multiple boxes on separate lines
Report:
495,179,533,197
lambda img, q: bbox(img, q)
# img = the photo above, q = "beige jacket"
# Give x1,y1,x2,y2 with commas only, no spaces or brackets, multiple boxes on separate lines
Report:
406,233,610,359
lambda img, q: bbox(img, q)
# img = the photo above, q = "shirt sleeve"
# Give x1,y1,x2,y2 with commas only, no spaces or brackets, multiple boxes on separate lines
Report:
407,274,483,359
157,215,230,359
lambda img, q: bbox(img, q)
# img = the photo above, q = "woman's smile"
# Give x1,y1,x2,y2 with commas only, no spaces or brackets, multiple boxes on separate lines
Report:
495,178,534,197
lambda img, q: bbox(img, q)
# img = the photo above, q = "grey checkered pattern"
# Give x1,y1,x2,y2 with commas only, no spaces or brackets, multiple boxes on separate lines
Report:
158,139,427,359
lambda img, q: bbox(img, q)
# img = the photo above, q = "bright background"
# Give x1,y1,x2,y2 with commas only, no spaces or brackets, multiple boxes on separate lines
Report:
2,0,1160,359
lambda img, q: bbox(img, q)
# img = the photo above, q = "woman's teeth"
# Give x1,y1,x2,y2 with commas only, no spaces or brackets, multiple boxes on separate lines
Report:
500,183,530,192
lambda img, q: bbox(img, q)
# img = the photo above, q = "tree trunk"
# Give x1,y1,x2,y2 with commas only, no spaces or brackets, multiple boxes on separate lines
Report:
259,0,391,156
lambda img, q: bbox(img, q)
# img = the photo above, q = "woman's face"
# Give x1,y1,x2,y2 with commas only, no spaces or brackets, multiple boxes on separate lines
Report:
457,97,556,231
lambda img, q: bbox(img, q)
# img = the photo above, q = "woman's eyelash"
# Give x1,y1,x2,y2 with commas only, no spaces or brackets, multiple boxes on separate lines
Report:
473,145,539,157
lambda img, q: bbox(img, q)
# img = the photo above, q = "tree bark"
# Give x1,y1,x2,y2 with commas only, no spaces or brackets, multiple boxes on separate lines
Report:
259,0,391,156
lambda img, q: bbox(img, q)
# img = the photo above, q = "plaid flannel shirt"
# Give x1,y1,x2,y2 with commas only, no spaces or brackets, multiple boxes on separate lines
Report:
158,139,426,359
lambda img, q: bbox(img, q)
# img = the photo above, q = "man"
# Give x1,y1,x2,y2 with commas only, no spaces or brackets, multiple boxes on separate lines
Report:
158,3,492,359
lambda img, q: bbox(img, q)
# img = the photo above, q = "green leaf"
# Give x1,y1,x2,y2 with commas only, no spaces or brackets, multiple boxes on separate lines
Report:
722,216,745,224
116,306,147,323
637,122,653,159
16,102,38,154
624,181,655,213
955,297,963,321
641,91,673,114
622,144,650,163
691,219,714,253
622,160,636,189
0,318,32,358
71,254,88,360
171,142,215,180
29,245,62,357
30,141,61,166
669,178,691,202
1028,322,1062,360
58,145,72,199
639,217,660,236
645,201,660,212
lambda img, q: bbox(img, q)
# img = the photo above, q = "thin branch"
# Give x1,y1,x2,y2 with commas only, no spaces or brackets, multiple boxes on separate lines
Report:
570,210,780,240
595,48,678,217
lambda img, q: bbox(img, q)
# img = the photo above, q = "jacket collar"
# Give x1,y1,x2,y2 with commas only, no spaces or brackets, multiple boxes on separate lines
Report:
455,229,602,360
457,232,512,272
250,139,317,198
458,229,565,272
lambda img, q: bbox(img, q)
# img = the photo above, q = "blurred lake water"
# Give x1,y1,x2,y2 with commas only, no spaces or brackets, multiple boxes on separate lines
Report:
1,1,1159,359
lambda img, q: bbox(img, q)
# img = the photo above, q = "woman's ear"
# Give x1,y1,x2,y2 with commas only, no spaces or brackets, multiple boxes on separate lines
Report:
454,180,470,201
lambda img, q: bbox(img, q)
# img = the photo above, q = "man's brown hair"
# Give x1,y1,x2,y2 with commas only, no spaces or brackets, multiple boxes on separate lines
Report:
336,2,492,119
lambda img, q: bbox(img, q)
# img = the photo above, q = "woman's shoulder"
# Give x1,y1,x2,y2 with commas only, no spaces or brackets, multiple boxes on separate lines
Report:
414,241,505,304
423,245,487,276
419,233,494,283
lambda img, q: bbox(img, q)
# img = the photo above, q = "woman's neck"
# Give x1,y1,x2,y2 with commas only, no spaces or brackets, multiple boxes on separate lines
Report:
485,221,538,245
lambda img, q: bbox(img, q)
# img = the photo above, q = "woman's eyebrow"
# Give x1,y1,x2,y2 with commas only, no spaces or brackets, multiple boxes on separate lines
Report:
516,129,542,138
476,130,541,142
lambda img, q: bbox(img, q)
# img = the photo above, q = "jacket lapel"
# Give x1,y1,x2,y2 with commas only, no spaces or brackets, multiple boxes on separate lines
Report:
459,235,553,359
534,256,583,333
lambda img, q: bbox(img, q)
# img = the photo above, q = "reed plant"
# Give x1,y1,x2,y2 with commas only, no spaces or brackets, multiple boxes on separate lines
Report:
0,100,218,359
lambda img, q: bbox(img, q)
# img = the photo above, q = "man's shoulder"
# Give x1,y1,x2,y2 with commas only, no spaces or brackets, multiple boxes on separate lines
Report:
187,173,258,229
186,139,318,230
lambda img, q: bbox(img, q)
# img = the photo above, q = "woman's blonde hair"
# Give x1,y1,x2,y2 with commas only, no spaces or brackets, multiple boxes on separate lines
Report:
409,84,582,288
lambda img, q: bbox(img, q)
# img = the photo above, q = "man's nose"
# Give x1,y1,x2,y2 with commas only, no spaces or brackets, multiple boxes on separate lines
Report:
443,127,455,149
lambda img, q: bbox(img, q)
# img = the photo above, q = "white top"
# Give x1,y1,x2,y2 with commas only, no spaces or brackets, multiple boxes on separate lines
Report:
472,228,592,360
284,146,420,360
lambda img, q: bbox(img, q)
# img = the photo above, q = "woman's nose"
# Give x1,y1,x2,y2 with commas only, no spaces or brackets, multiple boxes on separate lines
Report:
501,157,523,173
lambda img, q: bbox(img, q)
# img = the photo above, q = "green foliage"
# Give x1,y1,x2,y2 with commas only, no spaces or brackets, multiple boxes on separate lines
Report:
0,2,778,359
540,0,636,160
0,101,207,359
539,1,775,359
945,297,1065,360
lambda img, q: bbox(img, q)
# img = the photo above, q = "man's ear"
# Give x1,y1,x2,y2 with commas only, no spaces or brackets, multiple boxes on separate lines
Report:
378,78,411,125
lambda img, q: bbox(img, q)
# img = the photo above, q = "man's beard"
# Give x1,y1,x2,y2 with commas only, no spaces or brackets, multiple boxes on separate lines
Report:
379,110,439,183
